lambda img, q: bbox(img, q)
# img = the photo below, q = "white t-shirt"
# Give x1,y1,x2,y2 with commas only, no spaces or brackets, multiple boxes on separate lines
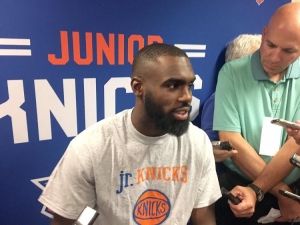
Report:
39,109,221,225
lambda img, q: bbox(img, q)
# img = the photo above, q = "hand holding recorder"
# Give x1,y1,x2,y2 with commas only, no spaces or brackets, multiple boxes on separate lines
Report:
226,185,256,218
221,187,241,205
211,141,238,162
271,118,300,130
271,119,300,145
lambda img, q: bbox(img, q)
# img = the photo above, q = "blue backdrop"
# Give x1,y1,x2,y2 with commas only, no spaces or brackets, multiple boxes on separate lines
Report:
0,0,290,224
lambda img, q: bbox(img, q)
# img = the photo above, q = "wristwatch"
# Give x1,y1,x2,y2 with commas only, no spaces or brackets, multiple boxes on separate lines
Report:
248,183,264,202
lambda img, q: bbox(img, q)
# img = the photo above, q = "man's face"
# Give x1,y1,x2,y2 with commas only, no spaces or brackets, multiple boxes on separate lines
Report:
260,26,300,76
144,90,190,136
143,56,195,136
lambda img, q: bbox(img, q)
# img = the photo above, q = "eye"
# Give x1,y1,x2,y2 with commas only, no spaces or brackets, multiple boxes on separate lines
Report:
188,83,194,89
169,83,180,89
267,43,276,48
283,49,295,54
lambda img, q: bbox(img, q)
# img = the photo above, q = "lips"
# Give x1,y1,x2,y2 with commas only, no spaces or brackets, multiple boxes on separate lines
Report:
265,62,278,70
172,107,190,120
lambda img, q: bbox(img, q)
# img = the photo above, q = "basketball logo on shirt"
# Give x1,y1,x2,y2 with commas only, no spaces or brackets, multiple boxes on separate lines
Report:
133,189,171,225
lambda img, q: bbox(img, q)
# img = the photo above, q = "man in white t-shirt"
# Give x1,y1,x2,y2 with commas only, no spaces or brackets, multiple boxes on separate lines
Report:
39,43,221,225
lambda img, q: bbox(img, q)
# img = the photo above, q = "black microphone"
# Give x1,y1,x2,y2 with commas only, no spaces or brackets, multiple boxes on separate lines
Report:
220,187,241,205
279,189,300,204
211,141,233,151
290,153,300,168
73,206,99,225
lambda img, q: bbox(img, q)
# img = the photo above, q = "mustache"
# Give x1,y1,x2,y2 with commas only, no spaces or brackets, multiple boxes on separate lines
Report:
171,103,191,112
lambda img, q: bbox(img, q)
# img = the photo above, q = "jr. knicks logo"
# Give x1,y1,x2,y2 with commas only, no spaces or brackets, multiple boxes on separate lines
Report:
133,189,171,225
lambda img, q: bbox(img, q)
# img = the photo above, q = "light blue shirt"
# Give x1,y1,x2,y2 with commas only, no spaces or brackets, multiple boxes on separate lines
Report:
213,50,300,185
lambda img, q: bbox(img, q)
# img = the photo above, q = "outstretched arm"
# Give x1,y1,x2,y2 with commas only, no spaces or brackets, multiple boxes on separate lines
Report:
252,137,300,193
229,137,300,221
191,204,216,225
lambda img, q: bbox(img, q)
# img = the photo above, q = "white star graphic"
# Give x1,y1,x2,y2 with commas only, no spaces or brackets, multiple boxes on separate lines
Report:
31,177,54,218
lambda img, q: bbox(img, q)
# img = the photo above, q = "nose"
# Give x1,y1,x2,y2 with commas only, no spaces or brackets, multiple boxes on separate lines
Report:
270,48,281,64
178,86,192,103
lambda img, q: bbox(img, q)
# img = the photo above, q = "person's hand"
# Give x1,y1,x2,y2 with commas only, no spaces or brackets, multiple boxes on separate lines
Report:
286,120,300,145
213,149,238,162
275,193,300,222
227,185,256,218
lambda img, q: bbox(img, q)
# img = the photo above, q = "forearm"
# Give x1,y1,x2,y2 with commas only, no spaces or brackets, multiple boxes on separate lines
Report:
269,182,292,200
219,131,267,180
253,137,300,193
219,131,290,196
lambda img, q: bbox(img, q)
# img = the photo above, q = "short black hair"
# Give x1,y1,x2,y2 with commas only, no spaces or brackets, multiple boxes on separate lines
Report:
132,43,188,76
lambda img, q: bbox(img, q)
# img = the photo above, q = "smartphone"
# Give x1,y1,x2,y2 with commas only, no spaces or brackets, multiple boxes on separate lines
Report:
290,153,300,168
212,141,233,151
279,189,300,203
271,118,300,130
74,206,100,225
221,187,241,205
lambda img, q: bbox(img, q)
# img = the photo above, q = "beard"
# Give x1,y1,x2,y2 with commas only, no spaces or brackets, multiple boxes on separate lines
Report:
144,91,190,137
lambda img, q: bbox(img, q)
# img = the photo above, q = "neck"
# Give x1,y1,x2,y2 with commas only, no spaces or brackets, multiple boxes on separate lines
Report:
267,70,286,83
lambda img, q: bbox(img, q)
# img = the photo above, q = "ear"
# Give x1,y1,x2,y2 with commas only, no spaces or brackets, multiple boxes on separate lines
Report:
131,77,144,96
262,26,267,38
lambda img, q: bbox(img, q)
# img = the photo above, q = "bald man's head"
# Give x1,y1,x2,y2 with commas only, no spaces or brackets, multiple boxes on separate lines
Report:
259,2,300,79
268,2,300,34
